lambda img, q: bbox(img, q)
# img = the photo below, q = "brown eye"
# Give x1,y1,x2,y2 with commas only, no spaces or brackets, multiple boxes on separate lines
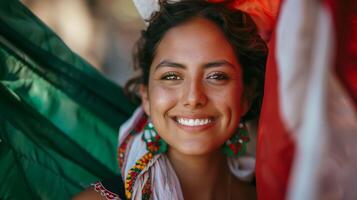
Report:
161,72,182,80
207,72,229,81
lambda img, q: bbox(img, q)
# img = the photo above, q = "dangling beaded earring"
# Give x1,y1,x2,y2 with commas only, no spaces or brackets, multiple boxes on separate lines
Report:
222,123,250,157
142,122,167,154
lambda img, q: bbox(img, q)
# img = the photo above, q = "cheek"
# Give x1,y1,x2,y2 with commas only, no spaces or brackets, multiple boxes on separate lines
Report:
209,83,244,111
148,84,178,115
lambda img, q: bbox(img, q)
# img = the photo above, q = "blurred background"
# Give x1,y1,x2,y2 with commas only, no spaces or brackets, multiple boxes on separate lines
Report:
22,0,145,87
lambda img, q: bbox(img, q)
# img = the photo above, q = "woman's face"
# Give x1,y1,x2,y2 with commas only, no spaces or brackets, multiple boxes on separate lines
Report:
141,17,249,156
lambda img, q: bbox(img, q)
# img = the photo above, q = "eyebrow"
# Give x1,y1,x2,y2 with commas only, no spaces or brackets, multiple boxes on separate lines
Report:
154,60,236,71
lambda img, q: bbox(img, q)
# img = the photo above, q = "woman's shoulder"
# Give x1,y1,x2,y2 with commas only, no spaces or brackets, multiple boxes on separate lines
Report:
72,177,125,200
72,187,105,200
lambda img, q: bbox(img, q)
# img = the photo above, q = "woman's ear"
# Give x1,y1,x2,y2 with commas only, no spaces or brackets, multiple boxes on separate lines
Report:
140,84,150,116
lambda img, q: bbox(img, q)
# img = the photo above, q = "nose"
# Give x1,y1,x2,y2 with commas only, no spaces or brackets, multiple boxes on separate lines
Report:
182,79,208,109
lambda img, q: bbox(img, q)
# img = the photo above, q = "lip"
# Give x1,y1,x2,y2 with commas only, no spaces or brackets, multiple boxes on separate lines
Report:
171,115,216,132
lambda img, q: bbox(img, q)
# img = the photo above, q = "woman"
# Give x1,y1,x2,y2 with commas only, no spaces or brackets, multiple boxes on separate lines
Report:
74,0,267,199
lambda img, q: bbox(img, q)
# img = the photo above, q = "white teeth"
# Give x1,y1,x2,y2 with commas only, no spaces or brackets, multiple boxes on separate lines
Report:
176,117,212,126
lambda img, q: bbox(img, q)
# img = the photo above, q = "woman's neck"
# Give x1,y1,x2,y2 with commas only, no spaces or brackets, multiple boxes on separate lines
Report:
167,149,231,200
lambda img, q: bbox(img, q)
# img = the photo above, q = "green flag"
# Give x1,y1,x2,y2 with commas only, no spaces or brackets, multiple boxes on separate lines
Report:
0,0,136,199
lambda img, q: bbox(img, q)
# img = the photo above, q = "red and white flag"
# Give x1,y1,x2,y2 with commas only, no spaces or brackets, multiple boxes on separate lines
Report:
256,0,357,199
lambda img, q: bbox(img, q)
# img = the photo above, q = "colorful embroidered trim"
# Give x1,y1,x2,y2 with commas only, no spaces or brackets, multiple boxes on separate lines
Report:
118,114,153,199
117,134,133,169
92,181,121,200
142,170,152,200
117,116,147,169
132,115,148,133
125,152,153,199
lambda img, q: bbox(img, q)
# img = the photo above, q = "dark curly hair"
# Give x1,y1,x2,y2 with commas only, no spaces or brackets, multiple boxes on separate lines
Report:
125,0,268,121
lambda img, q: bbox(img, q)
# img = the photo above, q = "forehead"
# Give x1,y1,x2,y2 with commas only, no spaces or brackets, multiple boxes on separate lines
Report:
152,17,238,67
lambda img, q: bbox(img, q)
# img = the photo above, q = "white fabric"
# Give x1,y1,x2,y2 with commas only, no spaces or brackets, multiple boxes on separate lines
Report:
276,0,319,131
132,0,160,22
276,0,357,199
119,107,256,199
132,0,182,25
228,156,256,182
277,0,332,199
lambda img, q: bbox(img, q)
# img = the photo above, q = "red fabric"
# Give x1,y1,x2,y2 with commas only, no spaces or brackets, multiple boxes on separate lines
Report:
227,0,281,41
256,1,357,199
325,0,357,110
208,0,281,41
255,32,295,200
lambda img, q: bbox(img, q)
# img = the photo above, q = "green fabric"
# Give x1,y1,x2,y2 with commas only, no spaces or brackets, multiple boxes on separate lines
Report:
0,0,137,199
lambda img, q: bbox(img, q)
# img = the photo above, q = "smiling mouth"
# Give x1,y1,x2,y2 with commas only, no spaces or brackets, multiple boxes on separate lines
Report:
175,117,214,127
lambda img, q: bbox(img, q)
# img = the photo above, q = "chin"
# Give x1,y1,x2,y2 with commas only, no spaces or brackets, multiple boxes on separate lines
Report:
173,142,219,156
